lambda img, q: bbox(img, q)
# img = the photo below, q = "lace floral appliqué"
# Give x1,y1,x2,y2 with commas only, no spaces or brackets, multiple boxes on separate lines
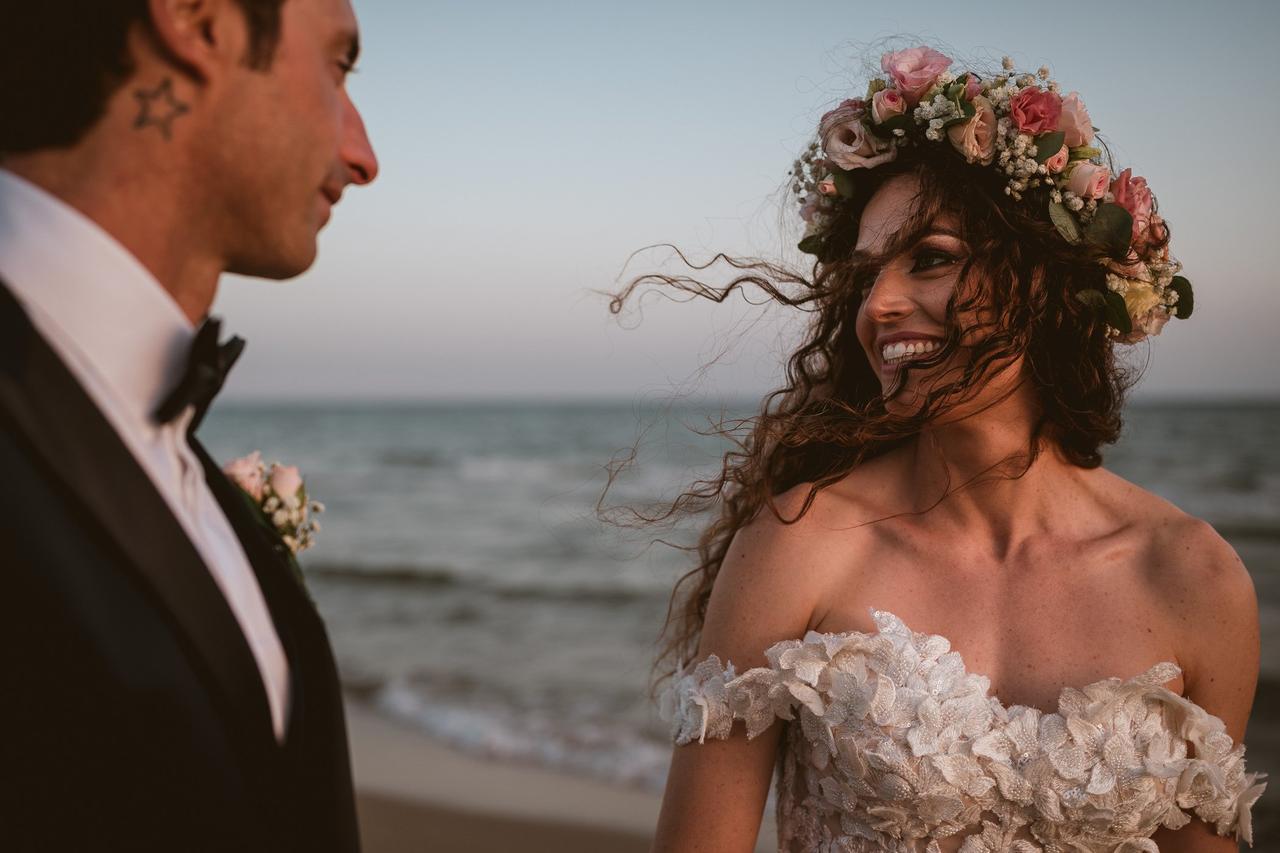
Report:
661,609,1267,852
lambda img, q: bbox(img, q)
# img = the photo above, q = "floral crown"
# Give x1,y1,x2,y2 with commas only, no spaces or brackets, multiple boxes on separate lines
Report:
790,46,1193,342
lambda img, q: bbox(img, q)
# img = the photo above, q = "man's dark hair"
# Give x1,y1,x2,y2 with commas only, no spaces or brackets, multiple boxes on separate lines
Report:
0,0,285,155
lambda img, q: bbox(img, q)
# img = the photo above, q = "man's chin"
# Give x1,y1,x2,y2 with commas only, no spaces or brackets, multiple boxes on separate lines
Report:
227,241,319,281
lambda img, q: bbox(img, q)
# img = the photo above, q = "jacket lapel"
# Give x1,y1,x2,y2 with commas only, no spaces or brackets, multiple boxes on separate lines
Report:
0,282,277,747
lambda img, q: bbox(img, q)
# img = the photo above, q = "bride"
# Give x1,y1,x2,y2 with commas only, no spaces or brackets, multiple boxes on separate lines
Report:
632,47,1266,851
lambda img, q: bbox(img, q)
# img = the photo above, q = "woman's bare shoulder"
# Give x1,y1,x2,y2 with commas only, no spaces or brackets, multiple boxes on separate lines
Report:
697,475,890,666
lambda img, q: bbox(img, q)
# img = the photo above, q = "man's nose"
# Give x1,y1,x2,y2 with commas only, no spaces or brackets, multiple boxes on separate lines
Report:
341,92,379,186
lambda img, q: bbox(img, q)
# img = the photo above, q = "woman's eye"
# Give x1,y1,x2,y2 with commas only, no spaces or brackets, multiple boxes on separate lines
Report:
909,250,955,273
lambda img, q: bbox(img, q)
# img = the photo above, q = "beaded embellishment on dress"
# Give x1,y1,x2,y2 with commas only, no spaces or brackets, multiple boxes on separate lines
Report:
662,609,1266,852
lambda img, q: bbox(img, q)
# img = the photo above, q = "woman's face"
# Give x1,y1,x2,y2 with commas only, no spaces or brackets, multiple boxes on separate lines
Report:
853,174,971,409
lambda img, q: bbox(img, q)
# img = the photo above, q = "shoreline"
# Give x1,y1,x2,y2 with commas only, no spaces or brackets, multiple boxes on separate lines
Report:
347,700,778,852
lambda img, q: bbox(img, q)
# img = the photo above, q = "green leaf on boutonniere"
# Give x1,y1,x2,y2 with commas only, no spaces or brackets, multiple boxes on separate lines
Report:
1068,145,1101,161
1169,275,1194,319
869,114,914,139
1084,203,1134,259
1048,201,1082,244
1076,289,1132,335
798,234,826,256
831,167,858,199
1033,131,1066,164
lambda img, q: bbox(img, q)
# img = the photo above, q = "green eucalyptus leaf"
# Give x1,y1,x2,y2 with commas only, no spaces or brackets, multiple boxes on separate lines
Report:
1075,289,1108,310
1069,145,1101,161
869,113,914,139
1104,289,1133,335
831,168,858,199
866,78,887,98
1049,201,1082,244
941,113,971,130
1033,131,1066,164
1084,203,1133,259
798,234,826,256
1169,275,1194,319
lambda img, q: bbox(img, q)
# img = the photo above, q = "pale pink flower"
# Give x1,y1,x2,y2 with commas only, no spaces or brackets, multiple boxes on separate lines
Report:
880,46,952,105
1009,87,1062,135
946,96,997,165
224,451,265,502
1057,92,1093,148
269,464,304,500
817,178,838,196
1045,144,1069,174
871,88,907,124
1109,168,1154,246
1066,162,1110,200
963,76,982,100
820,102,896,170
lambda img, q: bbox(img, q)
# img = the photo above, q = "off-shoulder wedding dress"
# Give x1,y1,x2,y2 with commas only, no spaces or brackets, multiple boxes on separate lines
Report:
663,609,1266,852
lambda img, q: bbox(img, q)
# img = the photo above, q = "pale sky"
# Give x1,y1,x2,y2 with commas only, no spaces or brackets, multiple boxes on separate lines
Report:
216,0,1280,401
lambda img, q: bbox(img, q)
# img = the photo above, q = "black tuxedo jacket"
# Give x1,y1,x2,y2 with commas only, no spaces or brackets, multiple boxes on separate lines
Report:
0,282,359,852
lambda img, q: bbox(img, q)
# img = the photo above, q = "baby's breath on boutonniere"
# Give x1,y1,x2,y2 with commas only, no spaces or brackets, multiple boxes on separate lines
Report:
223,451,324,589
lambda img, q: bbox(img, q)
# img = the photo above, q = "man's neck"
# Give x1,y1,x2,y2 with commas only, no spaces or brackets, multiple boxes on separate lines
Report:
3,149,221,325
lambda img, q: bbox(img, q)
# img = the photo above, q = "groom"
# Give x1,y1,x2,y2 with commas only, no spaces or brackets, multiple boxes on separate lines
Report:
0,1,377,850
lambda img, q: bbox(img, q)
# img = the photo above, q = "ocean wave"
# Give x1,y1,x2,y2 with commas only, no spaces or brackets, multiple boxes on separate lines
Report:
308,561,667,604
364,679,671,792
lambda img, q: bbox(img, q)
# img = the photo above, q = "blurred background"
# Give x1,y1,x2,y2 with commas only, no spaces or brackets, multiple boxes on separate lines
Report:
203,0,1279,849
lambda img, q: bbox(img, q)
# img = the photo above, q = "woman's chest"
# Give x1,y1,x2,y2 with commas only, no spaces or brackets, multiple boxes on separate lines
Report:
815,538,1184,711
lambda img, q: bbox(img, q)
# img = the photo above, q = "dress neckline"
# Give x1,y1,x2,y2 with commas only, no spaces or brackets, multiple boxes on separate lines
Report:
783,606,1185,717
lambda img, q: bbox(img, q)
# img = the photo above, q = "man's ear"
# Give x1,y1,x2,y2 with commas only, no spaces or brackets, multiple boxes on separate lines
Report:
145,0,249,83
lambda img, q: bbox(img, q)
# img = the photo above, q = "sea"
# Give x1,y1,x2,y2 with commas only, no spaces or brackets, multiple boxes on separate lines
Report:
200,399,1280,822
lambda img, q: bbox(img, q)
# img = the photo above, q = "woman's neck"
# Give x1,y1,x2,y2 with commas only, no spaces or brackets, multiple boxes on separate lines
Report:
903,384,1083,555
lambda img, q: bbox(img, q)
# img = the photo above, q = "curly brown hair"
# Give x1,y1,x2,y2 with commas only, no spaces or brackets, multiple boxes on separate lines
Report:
610,137,1168,680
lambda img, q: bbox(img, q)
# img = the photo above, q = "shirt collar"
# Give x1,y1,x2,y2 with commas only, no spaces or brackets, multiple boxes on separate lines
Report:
0,168,195,425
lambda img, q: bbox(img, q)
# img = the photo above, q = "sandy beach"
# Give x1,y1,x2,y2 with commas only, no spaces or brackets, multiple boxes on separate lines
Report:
348,700,777,852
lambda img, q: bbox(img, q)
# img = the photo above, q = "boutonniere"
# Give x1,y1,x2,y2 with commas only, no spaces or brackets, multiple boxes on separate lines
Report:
223,452,324,584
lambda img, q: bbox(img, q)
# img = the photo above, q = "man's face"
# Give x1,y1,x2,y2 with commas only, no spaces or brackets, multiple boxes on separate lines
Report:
206,0,378,279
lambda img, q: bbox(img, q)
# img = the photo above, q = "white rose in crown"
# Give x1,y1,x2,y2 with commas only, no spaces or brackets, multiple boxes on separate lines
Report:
223,451,324,557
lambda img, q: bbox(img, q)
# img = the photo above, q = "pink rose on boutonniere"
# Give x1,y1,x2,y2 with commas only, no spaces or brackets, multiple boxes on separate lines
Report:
820,101,896,170
1010,87,1062,135
1057,92,1093,148
946,96,997,165
871,88,907,124
880,46,952,105
1044,144,1069,174
224,452,324,557
1066,161,1110,200
224,451,265,502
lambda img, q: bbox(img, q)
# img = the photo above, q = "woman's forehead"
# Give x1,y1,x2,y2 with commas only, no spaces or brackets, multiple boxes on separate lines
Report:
856,175,960,255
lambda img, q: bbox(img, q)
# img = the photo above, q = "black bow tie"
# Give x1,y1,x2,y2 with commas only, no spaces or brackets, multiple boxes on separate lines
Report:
153,317,244,430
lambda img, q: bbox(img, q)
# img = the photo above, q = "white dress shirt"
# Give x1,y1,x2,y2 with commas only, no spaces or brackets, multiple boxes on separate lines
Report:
0,169,289,741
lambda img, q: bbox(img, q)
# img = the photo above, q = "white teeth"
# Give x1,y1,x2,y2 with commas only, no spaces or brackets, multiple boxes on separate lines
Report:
881,339,940,364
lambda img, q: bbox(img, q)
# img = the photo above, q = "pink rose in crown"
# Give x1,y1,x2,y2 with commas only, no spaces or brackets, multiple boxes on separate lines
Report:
1066,162,1110,200
947,96,997,165
1044,144,1069,174
1010,87,1062,135
964,76,982,100
269,464,304,502
817,178,838,196
880,47,952,105
871,89,906,124
1057,92,1093,148
820,101,896,170
1110,168,1154,245
224,451,265,501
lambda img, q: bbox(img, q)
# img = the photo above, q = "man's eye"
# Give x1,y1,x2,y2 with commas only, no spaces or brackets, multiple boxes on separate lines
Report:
910,250,955,273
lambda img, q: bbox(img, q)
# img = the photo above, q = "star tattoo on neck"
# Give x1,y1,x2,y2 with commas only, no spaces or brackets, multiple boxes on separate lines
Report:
133,78,190,140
